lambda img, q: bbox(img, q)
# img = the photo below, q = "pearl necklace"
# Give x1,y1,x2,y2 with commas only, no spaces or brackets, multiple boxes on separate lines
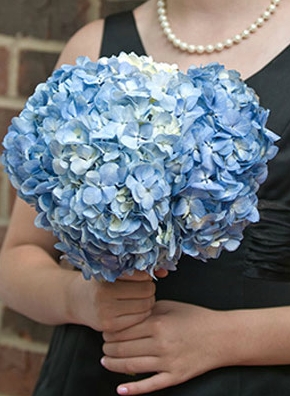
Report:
157,0,281,54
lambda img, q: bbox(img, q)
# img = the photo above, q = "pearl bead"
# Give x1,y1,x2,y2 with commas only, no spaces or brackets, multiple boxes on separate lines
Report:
168,33,176,42
164,26,172,35
161,20,169,29
215,42,225,52
268,4,277,12
224,39,233,48
157,0,282,54
205,44,215,53
256,17,265,27
249,23,258,33
263,10,271,20
173,38,181,47
180,42,189,51
233,34,242,43
242,29,250,38
188,45,196,53
196,45,205,54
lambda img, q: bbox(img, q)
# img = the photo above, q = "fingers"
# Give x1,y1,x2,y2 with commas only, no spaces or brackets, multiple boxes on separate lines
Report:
104,311,152,333
119,268,169,281
101,354,159,376
119,270,152,282
103,320,149,342
115,295,155,316
94,278,156,332
96,293,155,332
101,339,182,395
103,336,155,359
154,268,169,278
97,277,156,301
116,373,171,395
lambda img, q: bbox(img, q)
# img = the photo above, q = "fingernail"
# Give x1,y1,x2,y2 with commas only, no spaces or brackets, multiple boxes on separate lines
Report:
117,386,129,395
100,357,106,366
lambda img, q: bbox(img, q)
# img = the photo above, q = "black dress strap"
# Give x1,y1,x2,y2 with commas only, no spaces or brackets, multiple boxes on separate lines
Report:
99,11,146,58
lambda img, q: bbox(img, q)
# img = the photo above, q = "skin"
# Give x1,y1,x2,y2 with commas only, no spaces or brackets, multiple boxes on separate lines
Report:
0,199,164,332
1,0,290,395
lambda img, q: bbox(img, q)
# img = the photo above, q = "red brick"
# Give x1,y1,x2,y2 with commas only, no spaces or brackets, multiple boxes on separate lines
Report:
2,307,54,344
18,51,59,97
0,108,19,154
0,0,91,41
0,342,46,396
0,47,9,95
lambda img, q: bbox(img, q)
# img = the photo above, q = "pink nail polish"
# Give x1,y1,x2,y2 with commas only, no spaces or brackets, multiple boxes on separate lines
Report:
118,386,129,395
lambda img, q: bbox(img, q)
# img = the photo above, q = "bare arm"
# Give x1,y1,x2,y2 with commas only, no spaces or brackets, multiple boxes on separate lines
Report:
0,197,74,324
0,196,156,330
0,20,102,324
101,300,290,395
0,19,156,331
55,19,104,67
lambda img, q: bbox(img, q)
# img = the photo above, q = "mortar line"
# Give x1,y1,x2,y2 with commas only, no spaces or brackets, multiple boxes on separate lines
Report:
0,95,27,110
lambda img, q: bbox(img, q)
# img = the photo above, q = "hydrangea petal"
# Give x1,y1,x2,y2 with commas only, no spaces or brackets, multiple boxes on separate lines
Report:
1,53,279,282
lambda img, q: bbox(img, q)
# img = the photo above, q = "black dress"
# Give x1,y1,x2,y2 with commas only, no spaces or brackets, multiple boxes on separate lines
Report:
33,11,290,396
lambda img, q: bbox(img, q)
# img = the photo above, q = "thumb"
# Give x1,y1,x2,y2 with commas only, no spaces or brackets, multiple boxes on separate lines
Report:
154,268,169,278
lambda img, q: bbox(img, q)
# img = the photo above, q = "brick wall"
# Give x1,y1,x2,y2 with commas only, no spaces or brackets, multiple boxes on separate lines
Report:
0,1,144,395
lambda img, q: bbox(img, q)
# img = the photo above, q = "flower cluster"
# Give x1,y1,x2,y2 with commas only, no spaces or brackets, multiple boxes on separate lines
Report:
2,52,279,281
169,63,279,260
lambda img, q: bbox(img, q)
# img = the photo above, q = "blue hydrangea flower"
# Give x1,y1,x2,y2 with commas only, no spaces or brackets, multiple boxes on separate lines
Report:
2,53,279,281
168,63,279,261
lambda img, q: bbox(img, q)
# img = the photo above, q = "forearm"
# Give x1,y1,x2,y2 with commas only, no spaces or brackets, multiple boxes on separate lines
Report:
0,241,157,333
101,301,290,395
0,244,79,325
221,306,290,367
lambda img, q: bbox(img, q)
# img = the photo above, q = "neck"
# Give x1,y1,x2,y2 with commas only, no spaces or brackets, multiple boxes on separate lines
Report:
164,0,277,23
158,0,281,54
135,0,289,79
166,0,271,12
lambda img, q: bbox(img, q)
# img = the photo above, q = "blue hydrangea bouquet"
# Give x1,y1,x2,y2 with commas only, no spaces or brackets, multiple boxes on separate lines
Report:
2,52,279,282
